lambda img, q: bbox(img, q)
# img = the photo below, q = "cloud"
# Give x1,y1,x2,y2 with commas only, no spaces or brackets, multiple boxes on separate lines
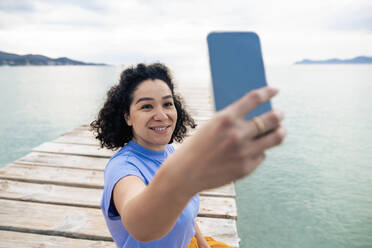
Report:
328,3,372,33
0,0,34,13
0,0,108,31
38,0,108,13
0,0,371,66
0,0,108,14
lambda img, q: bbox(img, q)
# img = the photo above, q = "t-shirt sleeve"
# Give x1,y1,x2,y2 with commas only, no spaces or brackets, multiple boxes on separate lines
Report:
102,156,145,220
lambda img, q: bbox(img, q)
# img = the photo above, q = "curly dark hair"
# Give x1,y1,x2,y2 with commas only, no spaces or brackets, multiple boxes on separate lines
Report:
90,63,196,150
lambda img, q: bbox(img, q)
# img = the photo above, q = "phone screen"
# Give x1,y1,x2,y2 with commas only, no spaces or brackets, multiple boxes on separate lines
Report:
207,32,272,120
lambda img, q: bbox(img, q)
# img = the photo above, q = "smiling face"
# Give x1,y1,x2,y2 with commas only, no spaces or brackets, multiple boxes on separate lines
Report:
125,79,178,151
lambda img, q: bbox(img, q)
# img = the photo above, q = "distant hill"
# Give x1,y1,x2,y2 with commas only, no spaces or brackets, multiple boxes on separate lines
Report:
295,56,372,64
0,51,106,66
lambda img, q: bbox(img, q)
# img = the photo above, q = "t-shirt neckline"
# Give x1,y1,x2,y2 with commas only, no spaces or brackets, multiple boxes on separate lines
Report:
128,140,169,159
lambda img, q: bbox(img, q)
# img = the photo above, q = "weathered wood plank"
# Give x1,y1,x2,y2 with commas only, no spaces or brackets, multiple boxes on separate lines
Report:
0,199,111,240
0,164,235,197
0,230,116,248
0,179,236,219
202,183,236,198
52,136,100,146
53,130,100,145
0,179,101,208
0,164,103,188
199,196,237,220
0,163,103,188
33,142,115,158
0,199,237,246
16,152,109,170
62,129,97,137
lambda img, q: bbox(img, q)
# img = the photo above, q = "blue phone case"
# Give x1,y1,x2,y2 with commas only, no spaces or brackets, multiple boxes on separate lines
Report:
207,32,271,120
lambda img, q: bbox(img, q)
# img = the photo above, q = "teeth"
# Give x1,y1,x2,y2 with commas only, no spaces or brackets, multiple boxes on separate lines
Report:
153,127,166,131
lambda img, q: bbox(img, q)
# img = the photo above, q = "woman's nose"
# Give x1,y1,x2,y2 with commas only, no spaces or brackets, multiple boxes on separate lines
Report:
153,108,168,120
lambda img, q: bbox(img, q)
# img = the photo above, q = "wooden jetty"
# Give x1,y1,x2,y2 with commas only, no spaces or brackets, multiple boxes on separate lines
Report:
0,81,240,247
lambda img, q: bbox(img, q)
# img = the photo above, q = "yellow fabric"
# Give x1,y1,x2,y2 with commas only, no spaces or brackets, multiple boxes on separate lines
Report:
187,236,233,248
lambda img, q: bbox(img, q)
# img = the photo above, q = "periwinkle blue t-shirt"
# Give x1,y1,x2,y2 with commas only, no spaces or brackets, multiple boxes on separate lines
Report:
101,141,200,248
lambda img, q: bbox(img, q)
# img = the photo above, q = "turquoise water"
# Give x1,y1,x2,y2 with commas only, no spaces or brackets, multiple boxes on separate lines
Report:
0,65,122,165
237,65,372,248
0,65,371,247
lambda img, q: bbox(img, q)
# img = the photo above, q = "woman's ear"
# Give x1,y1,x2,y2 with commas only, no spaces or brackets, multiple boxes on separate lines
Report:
124,113,132,126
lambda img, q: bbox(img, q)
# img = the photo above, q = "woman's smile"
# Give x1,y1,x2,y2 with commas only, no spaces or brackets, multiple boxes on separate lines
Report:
149,125,171,134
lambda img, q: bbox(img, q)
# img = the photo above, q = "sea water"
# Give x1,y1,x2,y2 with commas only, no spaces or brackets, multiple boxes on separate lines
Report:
0,65,122,165
237,65,372,248
0,64,371,248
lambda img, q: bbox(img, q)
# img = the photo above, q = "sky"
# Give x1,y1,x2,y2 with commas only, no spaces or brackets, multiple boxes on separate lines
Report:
0,0,371,69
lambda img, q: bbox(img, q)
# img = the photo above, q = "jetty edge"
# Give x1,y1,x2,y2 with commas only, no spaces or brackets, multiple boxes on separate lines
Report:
0,82,240,247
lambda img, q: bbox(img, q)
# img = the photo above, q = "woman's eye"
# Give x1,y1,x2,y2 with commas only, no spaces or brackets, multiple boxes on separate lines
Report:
164,102,174,107
141,104,152,110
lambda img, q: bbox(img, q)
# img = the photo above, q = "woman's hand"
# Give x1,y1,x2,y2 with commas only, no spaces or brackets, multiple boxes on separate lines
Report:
167,86,286,196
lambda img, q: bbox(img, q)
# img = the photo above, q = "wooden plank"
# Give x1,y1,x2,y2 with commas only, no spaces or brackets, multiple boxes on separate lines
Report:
0,230,115,248
52,136,100,146
0,199,237,246
0,164,235,197
202,183,236,197
0,199,111,240
199,196,237,220
193,114,214,119
32,142,115,158
186,101,213,106
62,129,97,137
68,125,93,133
182,93,212,97
186,112,214,118
16,152,109,170
187,107,214,112
53,129,100,145
0,163,103,189
0,179,101,208
0,179,237,219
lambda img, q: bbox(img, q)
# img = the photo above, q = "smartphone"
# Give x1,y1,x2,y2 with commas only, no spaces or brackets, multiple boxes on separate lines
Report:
207,31,271,120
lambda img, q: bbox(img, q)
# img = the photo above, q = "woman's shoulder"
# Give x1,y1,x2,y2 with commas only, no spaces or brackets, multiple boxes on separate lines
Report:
104,146,141,172
103,152,145,183
109,141,144,161
107,150,140,168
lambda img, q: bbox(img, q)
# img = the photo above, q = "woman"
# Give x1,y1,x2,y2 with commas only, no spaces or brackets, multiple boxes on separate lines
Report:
91,63,285,248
